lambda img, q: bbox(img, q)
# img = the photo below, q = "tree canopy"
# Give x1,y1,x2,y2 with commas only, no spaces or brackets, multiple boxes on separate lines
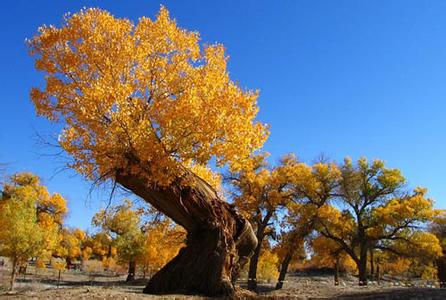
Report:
28,7,268,187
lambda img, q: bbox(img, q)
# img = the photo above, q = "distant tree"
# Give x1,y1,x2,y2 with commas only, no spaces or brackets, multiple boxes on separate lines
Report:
0,172,68,289
0,186,45,290
310,235,356,285
54,228,86,268
139,219,185,278
93,199,146,281
229,154,297,291
275,161,340,289
2,173,68,263
429,210,446,286
28,7,267,295
316,158,441,285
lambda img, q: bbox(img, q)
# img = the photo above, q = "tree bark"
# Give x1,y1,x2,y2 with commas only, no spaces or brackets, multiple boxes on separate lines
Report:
126,259,136,282
10,257,17,291
247,239,262,291
437,256,446,288
57,269,61,288
116,169,257,296
358,247,368,286
66,257,72,270
369,248,374,276
334,256,340,286
275,250,293,290
376,264,380,284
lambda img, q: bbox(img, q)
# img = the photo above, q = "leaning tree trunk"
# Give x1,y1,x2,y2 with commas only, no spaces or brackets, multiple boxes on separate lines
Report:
116,169,257,296
275,250,293,290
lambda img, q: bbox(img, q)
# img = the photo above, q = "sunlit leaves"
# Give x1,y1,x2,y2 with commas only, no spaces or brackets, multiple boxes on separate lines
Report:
29,7,268,187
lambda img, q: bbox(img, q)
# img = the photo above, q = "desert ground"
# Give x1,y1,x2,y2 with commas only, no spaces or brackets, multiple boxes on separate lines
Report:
1,265,446,299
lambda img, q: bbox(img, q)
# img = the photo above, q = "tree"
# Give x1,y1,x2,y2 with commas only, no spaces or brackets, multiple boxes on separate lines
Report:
0,184,45,290
274,161,340,289
54,228,85,269
229,154,297,291
428,210,446,286
28,7,267,295
316,157,440,285
274,229,306,289
2,173,68,263
310,235,356,285
92,199,145,281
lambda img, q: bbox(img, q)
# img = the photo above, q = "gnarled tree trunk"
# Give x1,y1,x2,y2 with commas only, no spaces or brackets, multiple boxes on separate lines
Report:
116,170,257,296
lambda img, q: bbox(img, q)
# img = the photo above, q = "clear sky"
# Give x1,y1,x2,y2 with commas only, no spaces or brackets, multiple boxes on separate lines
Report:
1,0,445,230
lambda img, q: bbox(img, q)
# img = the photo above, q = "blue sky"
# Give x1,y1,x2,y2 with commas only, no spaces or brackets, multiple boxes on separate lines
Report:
1,0,445,229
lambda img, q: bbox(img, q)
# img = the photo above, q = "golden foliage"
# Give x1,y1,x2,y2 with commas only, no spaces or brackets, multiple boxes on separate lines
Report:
28,7,268,186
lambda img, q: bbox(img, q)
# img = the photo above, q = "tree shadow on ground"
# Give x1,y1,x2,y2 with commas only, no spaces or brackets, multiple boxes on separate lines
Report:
15,277,147,288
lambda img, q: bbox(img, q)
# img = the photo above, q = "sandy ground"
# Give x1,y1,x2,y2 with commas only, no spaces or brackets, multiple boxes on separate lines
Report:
1,266,445,299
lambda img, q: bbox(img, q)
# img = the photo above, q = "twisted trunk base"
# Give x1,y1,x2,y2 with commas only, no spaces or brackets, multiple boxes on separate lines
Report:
116,169,257,296
145,227,233,295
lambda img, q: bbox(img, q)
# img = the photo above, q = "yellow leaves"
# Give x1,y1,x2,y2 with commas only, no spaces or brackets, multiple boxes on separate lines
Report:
55,228,85,260
317,204,354,236
29,6,268,187
310,236,356,272
185,162,222,193
373,188,434,227
0,173,68,262
140,220,185,272
256,249,280,282
51,258,67,271
0,189,46,264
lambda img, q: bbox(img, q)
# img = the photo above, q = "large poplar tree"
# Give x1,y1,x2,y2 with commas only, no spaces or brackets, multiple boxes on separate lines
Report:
28,7,267,296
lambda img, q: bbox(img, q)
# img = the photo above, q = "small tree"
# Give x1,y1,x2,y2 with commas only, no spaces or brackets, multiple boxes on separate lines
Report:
0,191,45,290
310,235,356,285
2,173,68,267
51,258,67,287
93,199,145,281
54,228,85,269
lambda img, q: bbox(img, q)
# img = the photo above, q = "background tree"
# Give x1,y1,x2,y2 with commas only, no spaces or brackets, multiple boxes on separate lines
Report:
140,219,185,278
0,182,45,290
274,229,306,289
274,161,340,289
93,199,146,281
316,157,440,285
230,154,297,291
28,7,267,295
430,210,446,286
310,235,356,285
2,173,68,265
54,228,86,269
